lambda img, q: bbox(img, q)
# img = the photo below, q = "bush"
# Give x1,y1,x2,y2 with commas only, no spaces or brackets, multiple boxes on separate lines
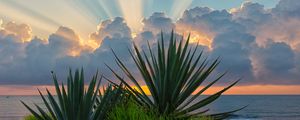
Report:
21,69,126,120
108,98,172,120
24,115,37,120
109,31,245,119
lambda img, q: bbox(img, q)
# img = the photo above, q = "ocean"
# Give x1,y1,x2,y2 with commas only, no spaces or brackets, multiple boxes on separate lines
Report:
0,95,299,120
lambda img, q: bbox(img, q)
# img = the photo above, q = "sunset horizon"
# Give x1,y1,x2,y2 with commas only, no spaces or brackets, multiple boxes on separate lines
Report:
0,0,299,119
0,0,299,95
0,85,300,96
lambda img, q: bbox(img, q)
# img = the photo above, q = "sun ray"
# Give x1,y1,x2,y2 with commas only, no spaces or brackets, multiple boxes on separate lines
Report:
97,0,115,19
0,3,57,38
117,0,144,32
170,0,193,20
70,0,114,23
0,0,100,39
142,0,154,17
1,1,61,27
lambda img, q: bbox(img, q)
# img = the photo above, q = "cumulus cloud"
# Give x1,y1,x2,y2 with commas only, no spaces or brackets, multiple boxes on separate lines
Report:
0,0,299,85
135,12,183,53
232,2,271,22
211,32,256,83
272,0,300,18
232,0,300,84
90,17,132,44
252,40,299,84
90,17,133,69
176,7,213,33
0,22,30,65
177,6,256,83
142,12,175,34
1,21,32,42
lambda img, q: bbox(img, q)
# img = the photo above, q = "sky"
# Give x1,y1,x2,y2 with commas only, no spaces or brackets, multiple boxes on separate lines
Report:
0,0,300,95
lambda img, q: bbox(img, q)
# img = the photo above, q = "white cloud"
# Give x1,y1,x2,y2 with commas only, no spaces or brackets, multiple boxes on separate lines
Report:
90,17,131,44
0,0,300,85
142,12,175,34
2,21,32,42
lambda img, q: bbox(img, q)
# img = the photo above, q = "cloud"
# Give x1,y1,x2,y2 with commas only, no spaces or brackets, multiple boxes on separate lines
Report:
231,1,300,84
0,22,28,65
272,0,300,18
0,24,94,84
259,41,295,72
90,17,132,44
211,32,256,82
91,17,132,61
178,6,256,83
88,17,135,79
0,0,300,86
175,1,300,85
252,40,299,84
1,21,32,42
176,7,212,33
142,12,175,34
232,2,271,22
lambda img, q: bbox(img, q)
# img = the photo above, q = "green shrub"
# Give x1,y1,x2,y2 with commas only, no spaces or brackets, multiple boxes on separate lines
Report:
21,69,126,120
24,115,38,120
108,31,245,119
108,98,172,120
107,97,216,120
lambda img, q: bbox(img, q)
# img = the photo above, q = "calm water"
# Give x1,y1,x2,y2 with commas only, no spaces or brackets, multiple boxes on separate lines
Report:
0,95,299,120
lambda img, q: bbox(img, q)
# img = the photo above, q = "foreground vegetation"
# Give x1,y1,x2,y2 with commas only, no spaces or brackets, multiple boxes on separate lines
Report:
22,69,127,120
22,31,244,120
109,31,244,119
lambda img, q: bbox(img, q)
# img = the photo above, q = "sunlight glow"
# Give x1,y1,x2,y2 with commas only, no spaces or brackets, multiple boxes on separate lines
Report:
97,0,114,18
189,31,213,49
0,0,98,39
132,85,300,95
0,3,57,38
3,22,33,43
0,19,3,27
131,32,137,39
1,85,299,95
118,0,143,32
176,24,214,49
132,86,151,95
86,39,100,51
69,51,81,57
68,38,100,57
170,0,193,20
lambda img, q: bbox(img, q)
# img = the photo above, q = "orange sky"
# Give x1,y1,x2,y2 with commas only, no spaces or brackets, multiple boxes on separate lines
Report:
0,85,299,95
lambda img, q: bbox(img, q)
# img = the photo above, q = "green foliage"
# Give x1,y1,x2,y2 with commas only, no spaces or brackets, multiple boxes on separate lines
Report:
24,115,38,120
108,98,172,120
108,31,245,119
21,69,125,120
21,31,245,120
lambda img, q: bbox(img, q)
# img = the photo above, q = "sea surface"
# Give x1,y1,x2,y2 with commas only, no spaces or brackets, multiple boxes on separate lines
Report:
0,95,299,120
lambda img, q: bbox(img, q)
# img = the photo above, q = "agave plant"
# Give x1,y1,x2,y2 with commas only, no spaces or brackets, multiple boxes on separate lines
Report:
21,69,126,120
108,31,245,119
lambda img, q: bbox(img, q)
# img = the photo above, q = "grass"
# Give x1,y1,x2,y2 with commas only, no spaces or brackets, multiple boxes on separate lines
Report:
108,98,159,120
107,97,213,120
24,115,37,120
